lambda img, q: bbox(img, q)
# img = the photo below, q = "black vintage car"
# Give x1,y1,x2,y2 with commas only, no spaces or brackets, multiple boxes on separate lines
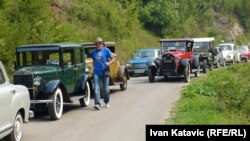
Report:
147,38,200,83
193,37,215,73
13,44,91,120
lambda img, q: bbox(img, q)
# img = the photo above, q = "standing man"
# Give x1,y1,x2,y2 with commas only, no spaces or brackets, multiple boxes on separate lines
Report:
91,37,117,110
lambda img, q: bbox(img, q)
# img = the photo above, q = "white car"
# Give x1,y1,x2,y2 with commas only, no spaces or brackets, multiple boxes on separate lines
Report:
0,61,32,141
217,43,241,64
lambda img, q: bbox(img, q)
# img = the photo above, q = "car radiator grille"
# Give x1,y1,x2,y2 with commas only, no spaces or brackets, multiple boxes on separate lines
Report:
161,54,176,72
13,75,34,99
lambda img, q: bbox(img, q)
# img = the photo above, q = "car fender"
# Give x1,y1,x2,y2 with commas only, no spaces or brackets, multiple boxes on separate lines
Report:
192,55,200,69
118,65,129,81
181,59,190,67
11,85,30,123
44,80,61,94
77,74,90,92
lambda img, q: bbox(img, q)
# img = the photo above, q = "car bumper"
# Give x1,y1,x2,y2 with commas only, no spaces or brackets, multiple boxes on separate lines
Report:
128,68,148,75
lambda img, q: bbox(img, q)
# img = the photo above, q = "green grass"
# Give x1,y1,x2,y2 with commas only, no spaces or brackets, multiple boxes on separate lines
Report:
167,63,250,124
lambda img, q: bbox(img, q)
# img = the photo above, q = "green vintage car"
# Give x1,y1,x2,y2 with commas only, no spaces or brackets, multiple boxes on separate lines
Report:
13,44,91,120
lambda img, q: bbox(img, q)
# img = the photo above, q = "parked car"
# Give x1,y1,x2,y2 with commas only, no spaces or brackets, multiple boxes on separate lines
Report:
81,42,129,97
147,38,200,83
126,48,161,76
13,44,91,120
193,37,215,73
0,61,32,141
237,45,250,62
217,43,241,64
213,46,226,68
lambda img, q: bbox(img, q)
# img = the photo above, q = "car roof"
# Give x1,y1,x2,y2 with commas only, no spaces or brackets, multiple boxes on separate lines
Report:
218,43,235,46
81,41,116,48
159,38,194,42
193,37,214,42
16,43,82,52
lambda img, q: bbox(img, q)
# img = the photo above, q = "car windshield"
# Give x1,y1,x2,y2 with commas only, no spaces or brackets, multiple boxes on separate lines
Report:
17,50,60,67
218,45,232,51
193,42,209,52
161,41,186,52
134,50,155,58
237,46,249,51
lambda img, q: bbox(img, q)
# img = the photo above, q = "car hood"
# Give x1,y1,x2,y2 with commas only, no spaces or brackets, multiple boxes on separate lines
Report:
221,50,232,56
16,66,60,75
239,51,249,55
127,58,151,64
164,50,185,57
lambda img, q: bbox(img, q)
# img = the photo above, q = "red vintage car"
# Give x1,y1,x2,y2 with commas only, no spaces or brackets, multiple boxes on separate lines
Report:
147,38,200,82
237,45,250,62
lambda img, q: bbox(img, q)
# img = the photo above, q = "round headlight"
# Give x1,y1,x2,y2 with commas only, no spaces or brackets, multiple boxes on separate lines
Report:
85,64,91,73
126,63,132,67
33,77,41,87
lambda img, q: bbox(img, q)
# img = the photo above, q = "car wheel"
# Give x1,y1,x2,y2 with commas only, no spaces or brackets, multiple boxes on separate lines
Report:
184,63,190,82
148,68,155,83
5,112,23,141
79,81,90,107
216,62,220,68
194,69,199,77
202,60,207,73
209,63,213,71
232,58,235,64
222,60,226,67
120,72,128,91
48,88,63,120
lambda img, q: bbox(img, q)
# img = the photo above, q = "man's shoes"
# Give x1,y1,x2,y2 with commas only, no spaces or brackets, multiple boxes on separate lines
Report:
105,103,110,108
94,105,101,110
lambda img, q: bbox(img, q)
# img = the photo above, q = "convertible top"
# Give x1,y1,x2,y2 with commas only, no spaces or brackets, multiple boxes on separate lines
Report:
193,37,215,42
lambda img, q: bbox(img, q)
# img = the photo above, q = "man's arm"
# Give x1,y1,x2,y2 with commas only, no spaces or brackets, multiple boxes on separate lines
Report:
106,53,117,66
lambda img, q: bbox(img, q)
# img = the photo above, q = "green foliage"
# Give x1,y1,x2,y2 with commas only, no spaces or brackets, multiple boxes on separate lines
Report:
169,63,250,124
139,0,180,37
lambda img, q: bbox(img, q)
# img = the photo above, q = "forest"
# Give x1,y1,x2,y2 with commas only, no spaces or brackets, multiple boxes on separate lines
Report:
0,0,249,74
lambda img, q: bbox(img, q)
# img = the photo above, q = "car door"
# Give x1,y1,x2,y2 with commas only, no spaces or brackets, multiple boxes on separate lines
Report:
0,69,13,132
62,49,76,94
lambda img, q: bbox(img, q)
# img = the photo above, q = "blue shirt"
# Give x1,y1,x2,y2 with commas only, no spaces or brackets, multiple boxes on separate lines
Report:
91,47,113,76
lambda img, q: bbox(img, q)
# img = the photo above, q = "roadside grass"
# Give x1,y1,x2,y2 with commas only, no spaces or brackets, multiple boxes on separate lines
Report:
167,63,250,124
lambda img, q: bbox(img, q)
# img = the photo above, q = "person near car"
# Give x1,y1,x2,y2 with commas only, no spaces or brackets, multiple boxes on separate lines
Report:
91,37,117,110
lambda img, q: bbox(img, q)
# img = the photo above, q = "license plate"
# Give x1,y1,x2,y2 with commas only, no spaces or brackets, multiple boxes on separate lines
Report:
134,69,145,73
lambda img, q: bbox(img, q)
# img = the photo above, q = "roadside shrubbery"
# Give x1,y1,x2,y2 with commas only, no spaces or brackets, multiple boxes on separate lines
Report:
169,63,250,124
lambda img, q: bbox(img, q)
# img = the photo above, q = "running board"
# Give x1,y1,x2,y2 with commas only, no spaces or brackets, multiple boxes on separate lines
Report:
70,96,84,102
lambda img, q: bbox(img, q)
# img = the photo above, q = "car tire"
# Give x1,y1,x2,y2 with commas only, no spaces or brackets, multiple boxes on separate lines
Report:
48,88,63,120
209,63,213,71
202,60,207,73
222,60,226,67
79,81,90,107
216,62,220,68
148,68,155,83
5,112,23,141
184,63,190,82
120,72,128,91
